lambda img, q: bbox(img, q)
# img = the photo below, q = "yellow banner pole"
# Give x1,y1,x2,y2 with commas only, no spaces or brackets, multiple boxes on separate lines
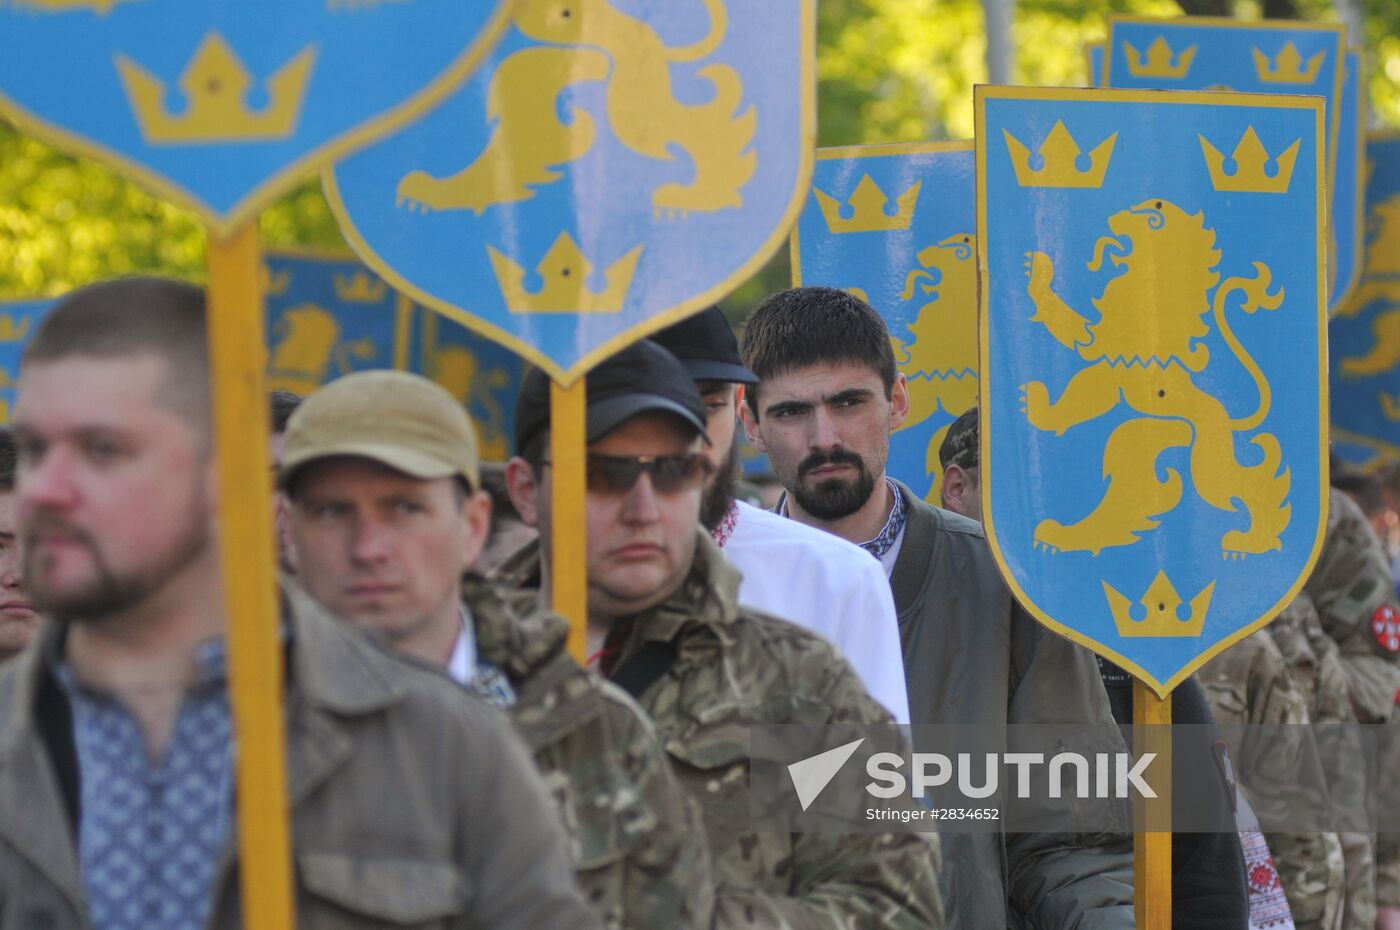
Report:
550,379,589,661
206,223,295,930
1133,681,1172,930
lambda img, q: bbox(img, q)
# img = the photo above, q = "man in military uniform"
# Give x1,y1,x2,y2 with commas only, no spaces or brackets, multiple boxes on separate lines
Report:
280,370,714,930
500,340,945,928
1270,593,1376,930
737,287,1133,928
1199,615,1345,930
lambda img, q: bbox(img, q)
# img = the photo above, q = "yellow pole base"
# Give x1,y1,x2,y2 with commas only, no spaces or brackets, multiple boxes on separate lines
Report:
207,223,295,930
550,379,588,661
1133,681,1172,930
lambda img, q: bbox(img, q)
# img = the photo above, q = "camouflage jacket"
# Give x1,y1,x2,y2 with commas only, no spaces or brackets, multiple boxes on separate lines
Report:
1271,594,1375,930
1305,489,1400,722
1200,628,1344,930
463,576,714,930
497,534,945,930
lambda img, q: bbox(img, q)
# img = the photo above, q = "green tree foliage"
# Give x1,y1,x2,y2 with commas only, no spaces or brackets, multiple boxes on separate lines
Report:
2,2,1397,305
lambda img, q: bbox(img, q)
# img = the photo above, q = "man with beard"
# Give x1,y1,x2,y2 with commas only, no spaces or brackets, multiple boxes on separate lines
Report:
0,427,39,663
0,278,597,930
499,339,944,928
739,287,1134,929
650,308,909,722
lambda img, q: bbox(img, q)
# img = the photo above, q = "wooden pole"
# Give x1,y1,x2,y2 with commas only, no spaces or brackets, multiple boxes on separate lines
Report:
206,223,295,930
550,379,589,661
1133,681,1173,930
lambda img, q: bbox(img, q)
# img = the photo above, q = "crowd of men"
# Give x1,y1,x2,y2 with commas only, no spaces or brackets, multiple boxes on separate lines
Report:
0,278,1395,929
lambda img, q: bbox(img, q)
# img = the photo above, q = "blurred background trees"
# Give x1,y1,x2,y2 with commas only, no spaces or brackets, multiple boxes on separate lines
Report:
2,0,1395,308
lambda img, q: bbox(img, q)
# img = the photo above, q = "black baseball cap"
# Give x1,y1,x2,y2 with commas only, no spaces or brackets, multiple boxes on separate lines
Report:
650,306,757,384
515,340,710,452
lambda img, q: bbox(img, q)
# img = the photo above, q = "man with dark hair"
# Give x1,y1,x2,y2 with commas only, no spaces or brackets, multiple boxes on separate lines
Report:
0,426,37,663
0,278,597,930
281,369,712,930
937,407,980,523
651,307,909,722
477,460,537,573
500,339,944,927
740,286,1133,928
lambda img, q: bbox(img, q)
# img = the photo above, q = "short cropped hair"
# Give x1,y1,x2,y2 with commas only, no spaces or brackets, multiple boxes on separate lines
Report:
23,278,210,439
269,390,303,434
740,287,897,417
0,428,16,491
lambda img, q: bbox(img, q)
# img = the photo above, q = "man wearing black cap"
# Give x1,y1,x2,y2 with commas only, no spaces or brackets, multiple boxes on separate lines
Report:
500,340,944,928
651,308,910,723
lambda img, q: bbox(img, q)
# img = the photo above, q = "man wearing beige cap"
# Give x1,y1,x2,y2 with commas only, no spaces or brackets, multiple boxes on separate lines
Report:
281,369,714,930
0,279,595,930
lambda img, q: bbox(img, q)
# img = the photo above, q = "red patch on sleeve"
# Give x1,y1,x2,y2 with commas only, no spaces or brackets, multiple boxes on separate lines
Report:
1371,604,1400,653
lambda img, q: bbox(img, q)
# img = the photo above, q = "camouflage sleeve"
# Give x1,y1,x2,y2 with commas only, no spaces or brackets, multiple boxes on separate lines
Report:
1306,490,1400,722
606,687,716,930
1200,632,1345,930
711,652,945,930
1002,613,1135,929
1375,714,1400,910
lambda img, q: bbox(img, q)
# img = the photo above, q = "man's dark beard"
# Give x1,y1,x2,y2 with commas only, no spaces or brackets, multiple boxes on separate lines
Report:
701,439,741,531
24,495,210,621
792,449,876,521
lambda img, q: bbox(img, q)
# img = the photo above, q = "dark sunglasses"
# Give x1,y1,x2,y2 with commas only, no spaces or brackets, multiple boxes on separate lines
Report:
583,452,714,495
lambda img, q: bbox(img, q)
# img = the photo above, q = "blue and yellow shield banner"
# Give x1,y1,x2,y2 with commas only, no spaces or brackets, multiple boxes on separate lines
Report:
1331,132,1400,464
0,251,525,454
791,142,976,504
325,1,815,383
1330,50,1367,314
1104,17,1343,188
0,2,512,233
976,87,1328,695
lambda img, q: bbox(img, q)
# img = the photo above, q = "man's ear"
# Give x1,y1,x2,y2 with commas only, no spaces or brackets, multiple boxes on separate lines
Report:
889,373,910,431
941,464,971,514
505,457,542,528
736,386,767,453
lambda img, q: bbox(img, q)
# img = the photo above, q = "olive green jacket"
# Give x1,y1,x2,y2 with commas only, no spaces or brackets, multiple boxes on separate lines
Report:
497,534,945,930
886,481,1135,930
0,588,598,930
463,577,714,930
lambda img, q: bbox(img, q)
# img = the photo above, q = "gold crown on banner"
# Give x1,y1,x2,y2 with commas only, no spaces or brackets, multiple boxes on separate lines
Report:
1252,42,1326,84
813,175,922,234
488,233,641,314
332,272,388,304
1105,571,1214,638
1199,126,1300,194
116,32,316,144
1003,121,1116,189
1122,36,1197,78
261,266,291,296
0,315,31,344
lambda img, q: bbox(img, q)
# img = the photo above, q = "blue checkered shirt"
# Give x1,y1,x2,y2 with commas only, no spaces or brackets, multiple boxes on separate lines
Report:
56,641,234,930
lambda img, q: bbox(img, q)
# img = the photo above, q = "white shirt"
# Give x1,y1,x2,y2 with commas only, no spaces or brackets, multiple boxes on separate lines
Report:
447,607,476,685
720,501,911,724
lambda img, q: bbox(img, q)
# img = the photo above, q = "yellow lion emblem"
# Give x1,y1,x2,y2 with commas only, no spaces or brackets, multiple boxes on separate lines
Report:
1023,198,1291,558
890,232,979,503
266,304,376,396
397,0,756,218
1336,194,1400,420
